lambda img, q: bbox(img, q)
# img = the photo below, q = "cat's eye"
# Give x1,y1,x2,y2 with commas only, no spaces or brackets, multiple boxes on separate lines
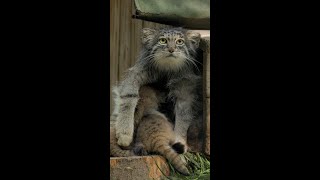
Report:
176,39,184,45
159,38,167,44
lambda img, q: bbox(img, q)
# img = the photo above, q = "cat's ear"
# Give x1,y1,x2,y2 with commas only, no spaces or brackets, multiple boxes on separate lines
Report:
141,28,157,46
186,31,201,48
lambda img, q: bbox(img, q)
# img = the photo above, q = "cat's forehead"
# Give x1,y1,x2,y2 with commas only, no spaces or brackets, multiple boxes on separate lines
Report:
159,29,184,38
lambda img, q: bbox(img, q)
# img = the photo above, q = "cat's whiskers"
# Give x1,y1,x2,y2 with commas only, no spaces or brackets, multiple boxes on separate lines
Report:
189,57,203,66
141,54,155,61
181,55,200,72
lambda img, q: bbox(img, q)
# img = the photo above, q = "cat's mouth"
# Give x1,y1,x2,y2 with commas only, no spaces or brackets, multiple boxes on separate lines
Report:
166,54,176,58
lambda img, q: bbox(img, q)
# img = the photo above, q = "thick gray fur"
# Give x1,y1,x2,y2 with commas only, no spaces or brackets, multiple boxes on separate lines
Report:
111,27,203,152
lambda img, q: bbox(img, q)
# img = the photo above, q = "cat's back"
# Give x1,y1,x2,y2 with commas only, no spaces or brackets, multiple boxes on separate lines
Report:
136,112,174,146
135,111,190,175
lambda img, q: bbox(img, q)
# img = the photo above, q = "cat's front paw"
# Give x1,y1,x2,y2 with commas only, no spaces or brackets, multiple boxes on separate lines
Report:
115,115,134,147
116,133,133,147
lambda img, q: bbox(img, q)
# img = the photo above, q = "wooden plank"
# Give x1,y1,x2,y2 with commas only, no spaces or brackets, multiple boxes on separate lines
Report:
204,97,210,156
201,37,210,156
131,3,142,65
200,37,210,98
130,2,136,66
110,155,170,180
110,0,121,114
133,19,143,64
118,0,133,81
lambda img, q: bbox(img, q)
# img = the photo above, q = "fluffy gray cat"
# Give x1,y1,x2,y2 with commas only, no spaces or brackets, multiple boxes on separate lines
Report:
111,27,203,153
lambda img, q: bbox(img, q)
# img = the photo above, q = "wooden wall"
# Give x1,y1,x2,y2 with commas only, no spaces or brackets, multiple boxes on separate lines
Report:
110,0,171,113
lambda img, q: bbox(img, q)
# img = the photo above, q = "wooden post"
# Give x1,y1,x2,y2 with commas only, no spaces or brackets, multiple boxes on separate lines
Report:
200,37,210,156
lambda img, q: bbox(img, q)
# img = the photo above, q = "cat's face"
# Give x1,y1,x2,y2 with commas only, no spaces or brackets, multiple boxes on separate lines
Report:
141,28,201,71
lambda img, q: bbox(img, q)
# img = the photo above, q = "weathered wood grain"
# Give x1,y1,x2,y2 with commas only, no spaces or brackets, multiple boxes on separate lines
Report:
110,0,120,113
118,0,132,81
110,155,170,180
201,37,210,156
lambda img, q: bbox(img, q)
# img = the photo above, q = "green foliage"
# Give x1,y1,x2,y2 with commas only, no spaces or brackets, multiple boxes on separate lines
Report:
162,152,210,180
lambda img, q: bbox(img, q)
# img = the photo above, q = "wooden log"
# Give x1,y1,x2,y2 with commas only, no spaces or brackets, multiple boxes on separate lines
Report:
110,155,170,180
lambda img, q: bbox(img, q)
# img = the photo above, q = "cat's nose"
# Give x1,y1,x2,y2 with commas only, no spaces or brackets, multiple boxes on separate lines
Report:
168,48,175,53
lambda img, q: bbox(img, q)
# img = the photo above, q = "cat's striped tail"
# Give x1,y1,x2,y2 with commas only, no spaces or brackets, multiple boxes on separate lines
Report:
156,141,190,175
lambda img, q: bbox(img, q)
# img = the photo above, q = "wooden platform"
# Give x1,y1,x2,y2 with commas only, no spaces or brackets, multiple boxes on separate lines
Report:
110,155,170,180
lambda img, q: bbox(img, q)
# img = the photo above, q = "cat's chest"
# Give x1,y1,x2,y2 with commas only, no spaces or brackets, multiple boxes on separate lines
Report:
147,75,170,93
146,76,176,123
